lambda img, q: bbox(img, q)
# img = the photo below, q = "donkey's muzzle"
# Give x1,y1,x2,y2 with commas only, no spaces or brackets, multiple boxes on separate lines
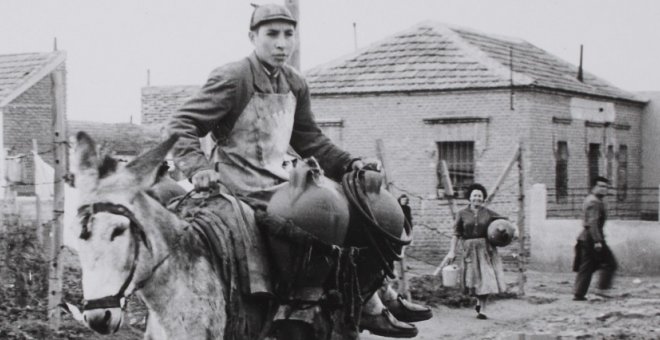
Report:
83,308,123,334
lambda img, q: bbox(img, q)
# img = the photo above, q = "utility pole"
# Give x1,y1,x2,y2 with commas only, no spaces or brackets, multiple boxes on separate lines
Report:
285,0,300,70
516,142,526,296
48,62,66,330
353,22,358,51
577,45,584,82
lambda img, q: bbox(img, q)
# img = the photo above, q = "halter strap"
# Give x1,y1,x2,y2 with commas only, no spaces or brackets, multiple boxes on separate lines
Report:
77,202,151,251
77,202,157,310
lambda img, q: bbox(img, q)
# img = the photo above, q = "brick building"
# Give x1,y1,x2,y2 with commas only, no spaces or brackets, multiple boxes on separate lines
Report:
140,22,649,265
304,22,647,263
0,52,66,196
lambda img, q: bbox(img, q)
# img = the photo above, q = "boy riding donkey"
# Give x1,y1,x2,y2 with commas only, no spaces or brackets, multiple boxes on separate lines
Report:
167,3,431,338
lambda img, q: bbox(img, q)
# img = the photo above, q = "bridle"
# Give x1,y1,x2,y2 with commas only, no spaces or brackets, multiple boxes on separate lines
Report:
77,201,169,311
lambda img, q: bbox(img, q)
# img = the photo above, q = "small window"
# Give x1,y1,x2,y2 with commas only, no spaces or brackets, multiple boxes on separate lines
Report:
437,141,475,199
588,143,600,188
555,141,569,200
617,145,628,201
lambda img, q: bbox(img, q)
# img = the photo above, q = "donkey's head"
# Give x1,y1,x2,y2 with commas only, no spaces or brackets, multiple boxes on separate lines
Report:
72,131,177,334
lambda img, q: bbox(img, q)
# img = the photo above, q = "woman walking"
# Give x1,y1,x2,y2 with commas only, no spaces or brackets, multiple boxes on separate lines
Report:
445,183,507,319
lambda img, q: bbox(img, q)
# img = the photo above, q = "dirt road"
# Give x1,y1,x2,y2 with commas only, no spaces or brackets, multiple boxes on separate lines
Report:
364,268,660,340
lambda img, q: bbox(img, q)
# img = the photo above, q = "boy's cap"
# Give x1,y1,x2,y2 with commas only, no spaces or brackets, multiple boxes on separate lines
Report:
250,4,297,30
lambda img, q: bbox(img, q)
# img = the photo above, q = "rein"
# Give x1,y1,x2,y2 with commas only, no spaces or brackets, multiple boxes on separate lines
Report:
341,169,412,278
77,201,167,310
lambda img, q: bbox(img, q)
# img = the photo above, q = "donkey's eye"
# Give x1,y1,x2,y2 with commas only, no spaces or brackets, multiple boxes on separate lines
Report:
110,227,127,241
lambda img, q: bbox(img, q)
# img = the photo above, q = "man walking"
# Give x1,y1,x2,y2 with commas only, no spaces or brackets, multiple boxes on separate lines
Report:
573,176,618,301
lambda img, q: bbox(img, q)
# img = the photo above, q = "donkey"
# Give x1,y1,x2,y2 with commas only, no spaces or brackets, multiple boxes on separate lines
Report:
70,131,268,339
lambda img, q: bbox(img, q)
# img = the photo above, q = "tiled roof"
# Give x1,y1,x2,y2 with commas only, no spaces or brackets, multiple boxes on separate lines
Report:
142,85,199,96
0,52,65,106
305,21,642,102
67,120,162,156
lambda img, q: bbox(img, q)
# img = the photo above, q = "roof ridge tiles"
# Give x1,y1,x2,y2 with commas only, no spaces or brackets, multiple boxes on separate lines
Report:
434,23,536,86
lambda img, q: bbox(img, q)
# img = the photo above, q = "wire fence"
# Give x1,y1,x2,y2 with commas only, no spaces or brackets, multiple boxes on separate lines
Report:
546,186,659,220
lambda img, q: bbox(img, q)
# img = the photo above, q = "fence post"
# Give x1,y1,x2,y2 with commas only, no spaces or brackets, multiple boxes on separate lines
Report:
48,65,66,330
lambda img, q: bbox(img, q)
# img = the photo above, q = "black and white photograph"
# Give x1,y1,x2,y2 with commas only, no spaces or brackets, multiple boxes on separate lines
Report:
1,0,659,339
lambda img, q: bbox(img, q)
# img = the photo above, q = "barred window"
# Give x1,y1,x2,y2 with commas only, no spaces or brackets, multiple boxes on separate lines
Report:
555,141,569,200
617,145,628,201
437,141,475,199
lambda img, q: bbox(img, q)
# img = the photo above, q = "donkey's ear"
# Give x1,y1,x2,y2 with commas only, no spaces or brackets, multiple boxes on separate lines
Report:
74,131,100,172
125,134,179,187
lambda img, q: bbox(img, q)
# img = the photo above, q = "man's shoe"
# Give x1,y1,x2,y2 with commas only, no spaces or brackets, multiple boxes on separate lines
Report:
360,309,419,338
572,295,587,301
384,295,433,323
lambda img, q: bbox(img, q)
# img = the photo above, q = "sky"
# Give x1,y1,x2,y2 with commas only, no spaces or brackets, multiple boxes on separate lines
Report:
1,0,659,123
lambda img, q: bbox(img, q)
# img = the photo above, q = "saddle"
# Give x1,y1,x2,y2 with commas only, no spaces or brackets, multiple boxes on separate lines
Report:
168,187,273,297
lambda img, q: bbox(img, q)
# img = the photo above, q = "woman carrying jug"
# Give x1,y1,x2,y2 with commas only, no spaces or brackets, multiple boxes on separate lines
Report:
445,183,507,320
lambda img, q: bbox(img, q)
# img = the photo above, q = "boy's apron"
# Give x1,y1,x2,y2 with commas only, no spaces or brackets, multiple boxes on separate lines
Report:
211,91,297,295
213,91,296,199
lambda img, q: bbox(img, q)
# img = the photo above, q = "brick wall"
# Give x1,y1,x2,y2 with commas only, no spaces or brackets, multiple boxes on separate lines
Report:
639,92,660,187
522,91,644,192
141,86,198,126
3,65,65,195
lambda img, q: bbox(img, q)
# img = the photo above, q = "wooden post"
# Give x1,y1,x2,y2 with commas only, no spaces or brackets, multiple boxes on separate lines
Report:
516,143,526,296
33,139,42,246
439,160,458,218
284,0,300,70
48,65,66,329
0,146,5,234
375,139,411,300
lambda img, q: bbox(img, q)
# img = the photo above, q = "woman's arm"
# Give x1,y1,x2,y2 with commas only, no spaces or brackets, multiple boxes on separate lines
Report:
447,235,459,260
434,234,459,275
445,212,463,262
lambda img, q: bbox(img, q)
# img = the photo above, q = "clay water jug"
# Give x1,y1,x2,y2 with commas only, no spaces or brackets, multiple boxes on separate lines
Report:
487,219,516,247
267,158,350,288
